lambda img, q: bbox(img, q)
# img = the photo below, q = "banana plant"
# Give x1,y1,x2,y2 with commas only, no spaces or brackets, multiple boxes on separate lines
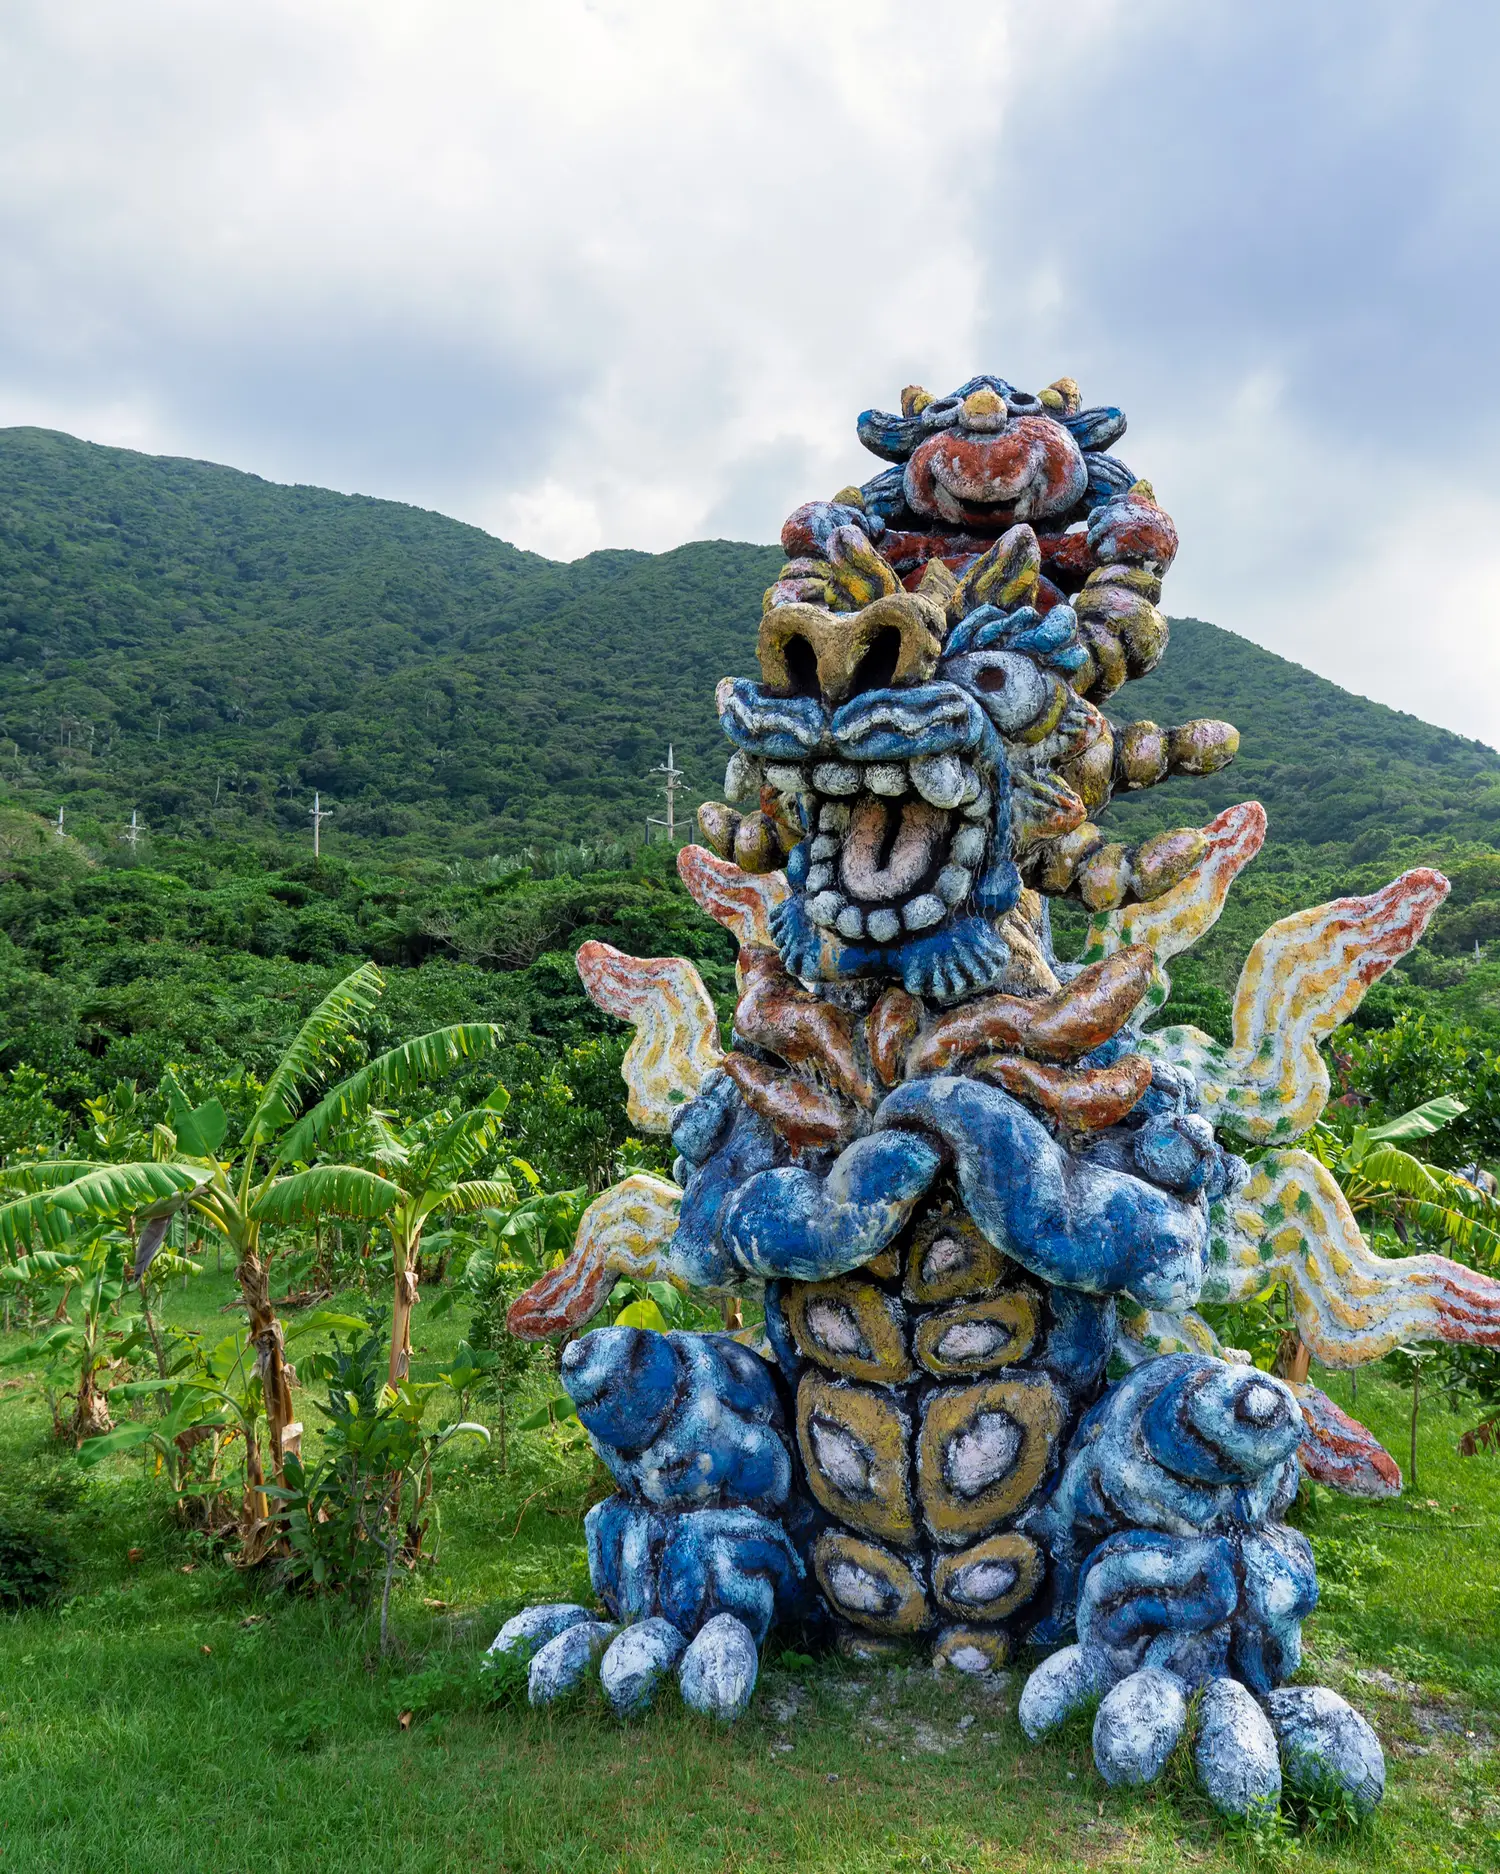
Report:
310,1088,516,1387
0,1228,198,1443
0,963,501,1506
80,1311,367,1537
1309,1093,1500,1263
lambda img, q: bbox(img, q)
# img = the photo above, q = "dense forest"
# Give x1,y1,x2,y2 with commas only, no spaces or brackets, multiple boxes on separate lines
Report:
3,427,1499,862
3,424,1500,1150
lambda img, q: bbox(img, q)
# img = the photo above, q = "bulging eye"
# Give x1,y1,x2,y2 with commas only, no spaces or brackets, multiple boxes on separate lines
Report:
947,650,1049,732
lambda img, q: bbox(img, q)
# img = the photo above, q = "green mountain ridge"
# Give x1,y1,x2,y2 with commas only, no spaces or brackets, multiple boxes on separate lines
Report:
1,424,1497,861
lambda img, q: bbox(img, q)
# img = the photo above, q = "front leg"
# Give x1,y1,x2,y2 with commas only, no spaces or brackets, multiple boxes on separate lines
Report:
875,1076,1207,1311
1019,1353,1386,1819
493,1327,811,1722
721,1130,943,1282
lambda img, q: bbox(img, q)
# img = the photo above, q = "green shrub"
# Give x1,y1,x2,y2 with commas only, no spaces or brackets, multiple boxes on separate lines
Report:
0,1515,68,1610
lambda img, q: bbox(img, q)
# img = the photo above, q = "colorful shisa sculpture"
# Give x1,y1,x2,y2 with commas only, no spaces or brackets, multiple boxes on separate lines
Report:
498,376,1500,1817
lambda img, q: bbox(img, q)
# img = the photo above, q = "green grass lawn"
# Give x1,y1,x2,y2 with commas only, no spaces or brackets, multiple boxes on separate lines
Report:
1,1268,1497,1873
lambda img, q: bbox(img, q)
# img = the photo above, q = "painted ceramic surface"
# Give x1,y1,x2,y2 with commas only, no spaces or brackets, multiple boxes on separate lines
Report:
499,373,1500,1809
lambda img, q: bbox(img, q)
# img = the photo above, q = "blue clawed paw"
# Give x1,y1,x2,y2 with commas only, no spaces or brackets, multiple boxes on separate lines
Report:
1018,1648,1385,1818
489,1603,761,1722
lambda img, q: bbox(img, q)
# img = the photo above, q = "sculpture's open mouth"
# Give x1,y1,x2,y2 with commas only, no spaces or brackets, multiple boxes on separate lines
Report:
793,757,990,944
717,675,1016,994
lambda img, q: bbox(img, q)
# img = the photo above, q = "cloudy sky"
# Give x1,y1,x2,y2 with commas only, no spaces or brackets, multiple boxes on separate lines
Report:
2,1,1497,741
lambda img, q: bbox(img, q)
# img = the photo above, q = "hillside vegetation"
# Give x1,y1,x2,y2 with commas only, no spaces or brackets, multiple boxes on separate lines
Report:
2,439,1500,1870
2,426,1498,862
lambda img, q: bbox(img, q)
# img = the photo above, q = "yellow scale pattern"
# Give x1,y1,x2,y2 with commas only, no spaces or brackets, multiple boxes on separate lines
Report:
575,939,721,1133
1141,869,1450,1141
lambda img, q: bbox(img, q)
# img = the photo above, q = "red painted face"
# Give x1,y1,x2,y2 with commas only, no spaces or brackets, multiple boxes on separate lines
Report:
903,414,1087,528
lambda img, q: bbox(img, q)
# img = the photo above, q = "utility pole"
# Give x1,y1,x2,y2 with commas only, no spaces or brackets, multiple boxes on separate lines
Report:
55,806,64,838
311,791,332,858
122,810,143,854
646,744,686,844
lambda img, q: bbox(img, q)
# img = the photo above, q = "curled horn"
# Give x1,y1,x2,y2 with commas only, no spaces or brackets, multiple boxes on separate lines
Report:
1083,454,1136,509
856,406,928,463
1061,407,1128,452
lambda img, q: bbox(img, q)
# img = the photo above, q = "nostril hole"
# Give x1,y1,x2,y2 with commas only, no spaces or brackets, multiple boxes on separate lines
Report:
847,627,903,699
782,634,820,698
975,666,1008,692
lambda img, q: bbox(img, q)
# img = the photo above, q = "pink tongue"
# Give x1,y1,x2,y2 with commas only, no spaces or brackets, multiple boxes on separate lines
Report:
839,797,946,901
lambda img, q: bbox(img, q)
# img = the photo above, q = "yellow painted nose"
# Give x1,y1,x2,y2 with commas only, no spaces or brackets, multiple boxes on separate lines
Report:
961,388,1006,431
758,593,945,705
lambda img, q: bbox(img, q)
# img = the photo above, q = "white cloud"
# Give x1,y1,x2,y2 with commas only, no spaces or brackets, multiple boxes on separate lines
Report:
0,0,1497,741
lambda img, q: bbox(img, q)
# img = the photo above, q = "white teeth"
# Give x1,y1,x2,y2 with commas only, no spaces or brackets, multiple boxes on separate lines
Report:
801,757,988,945
724,751,763,806
910,755,965,810
936,865,973,907
903,894,946,931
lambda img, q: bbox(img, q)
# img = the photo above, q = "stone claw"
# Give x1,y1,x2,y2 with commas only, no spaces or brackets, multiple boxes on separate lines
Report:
1264,1686,1386,1817
488,1603,760,1721
1019,1647,1385,1820
677,1613,761,1720
599,1617,687,1716
526,1618,618,1705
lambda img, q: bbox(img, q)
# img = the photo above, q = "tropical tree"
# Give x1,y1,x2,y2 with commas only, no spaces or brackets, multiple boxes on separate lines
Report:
291,1085,515,1388
0,964,500,1506
1308,1094,1500,1262
0,1226,192,1442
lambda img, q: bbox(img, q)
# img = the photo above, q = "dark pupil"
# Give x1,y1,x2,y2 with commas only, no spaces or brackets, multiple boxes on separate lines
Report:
783,634,820,698
976,666,1008,692
847,628,903,699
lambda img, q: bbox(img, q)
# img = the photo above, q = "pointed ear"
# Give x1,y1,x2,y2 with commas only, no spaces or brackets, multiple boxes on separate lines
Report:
948,525,1041,620
1039,377,1081,416
916,557,957,606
